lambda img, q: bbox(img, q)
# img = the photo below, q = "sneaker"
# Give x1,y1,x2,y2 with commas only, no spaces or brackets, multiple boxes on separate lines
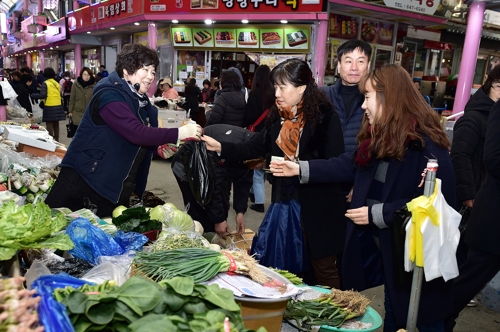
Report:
250,204,264,213
467,300,477,307
249,193,255,203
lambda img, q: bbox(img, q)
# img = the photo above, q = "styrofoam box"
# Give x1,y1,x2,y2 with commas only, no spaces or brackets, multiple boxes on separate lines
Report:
158,109,186,128
3,126,57,151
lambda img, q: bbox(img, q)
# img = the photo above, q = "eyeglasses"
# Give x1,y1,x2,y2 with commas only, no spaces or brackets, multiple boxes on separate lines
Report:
492,84,500,90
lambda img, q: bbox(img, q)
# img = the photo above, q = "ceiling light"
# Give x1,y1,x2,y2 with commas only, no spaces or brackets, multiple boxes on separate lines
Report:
172,20,178,23
134,22,140,26
110,27,115,30
280,20,288,24
242,20,249,24
205,19,213,25
50,47,53,49
56,46,59,48
87,31,91,34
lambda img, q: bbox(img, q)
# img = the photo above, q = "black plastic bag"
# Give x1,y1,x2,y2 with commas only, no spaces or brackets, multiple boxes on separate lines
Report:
66,117,77,138
458,205,471,234
392,205,413,284
182,141,216,207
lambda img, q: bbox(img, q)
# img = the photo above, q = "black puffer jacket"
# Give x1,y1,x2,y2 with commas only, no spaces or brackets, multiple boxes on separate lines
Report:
205,89,246,127
450,87,494,204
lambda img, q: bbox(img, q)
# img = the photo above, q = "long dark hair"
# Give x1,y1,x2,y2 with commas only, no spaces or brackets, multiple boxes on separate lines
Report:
251,65,274,110
268,58,332,129
357,64,449,160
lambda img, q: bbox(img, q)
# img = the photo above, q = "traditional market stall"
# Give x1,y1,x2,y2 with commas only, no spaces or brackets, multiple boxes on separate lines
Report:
0,122,383,332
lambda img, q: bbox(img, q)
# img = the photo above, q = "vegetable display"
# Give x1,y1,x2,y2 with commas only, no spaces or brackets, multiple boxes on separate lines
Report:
0,201,74,260
0,275,44,332
133,248,270,284
151,231,207,251
149,203,195,232
270,268,303,285
284,289,370,331
54,275,266,332
112,206,162,234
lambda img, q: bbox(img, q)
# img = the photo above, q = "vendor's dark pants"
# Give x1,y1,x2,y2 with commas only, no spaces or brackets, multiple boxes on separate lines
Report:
223,165,253,214
45,167,131,218
444,247,500,331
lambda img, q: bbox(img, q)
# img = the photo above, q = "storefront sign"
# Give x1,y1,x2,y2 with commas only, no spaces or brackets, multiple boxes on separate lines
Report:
144,0,324,14
360,19,394,46
358,0,462,19
172,25,310,52
424,40,451,50
45,18,68,44
67,0,142,31
133,27,172,47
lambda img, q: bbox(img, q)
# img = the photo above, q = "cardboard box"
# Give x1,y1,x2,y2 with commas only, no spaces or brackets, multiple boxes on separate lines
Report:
18,143,66,159
158,109,187,128
3,126,57,151
226,228,255,252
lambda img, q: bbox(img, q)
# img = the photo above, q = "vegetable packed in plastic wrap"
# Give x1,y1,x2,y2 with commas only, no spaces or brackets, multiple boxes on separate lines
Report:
151,228,209,251
149,202,195,232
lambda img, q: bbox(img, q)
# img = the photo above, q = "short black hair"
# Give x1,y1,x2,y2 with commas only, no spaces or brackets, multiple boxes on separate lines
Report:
20,73,33,84
43,67,56,79
115,44,159,78
214,81,220,88
338,40,372,63
221,70,242,91
483,65,500,94
20,67,31,74
203,79,211,86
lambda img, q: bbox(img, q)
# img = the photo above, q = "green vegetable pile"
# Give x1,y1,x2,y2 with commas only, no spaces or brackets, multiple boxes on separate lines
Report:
151,231,206,251
270,268,303,285
284,289,370,331
112,206,162,234
54,275,266,332
0,201,74,260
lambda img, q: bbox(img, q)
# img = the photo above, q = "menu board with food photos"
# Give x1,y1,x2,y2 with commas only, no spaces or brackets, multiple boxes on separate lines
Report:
193,28,214,47
190,0,218,9
260,29,284,49
360,19,394,46
214,28,236,48
284,28,309,50
171,25,309,52
236,28,259,49
172,27,193,47
329,14,358,39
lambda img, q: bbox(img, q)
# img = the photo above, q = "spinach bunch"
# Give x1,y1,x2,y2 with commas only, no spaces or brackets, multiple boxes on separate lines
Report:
56,276,267,332
112,207,161,234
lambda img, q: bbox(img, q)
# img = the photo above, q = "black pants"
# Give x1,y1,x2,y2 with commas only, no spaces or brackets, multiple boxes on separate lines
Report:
224,165,253,214
63,95,70,113
445,247,500,331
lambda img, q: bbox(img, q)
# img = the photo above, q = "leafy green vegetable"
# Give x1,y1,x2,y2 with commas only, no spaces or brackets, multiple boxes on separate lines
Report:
0,201,73,260
112,206,161,234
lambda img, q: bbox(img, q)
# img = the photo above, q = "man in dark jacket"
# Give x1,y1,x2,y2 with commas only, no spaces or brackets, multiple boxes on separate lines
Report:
13,73,33,114
171,124,255,237
320,40,371,154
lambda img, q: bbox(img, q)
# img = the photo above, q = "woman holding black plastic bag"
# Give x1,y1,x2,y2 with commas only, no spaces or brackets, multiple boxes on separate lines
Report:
202,58,346,282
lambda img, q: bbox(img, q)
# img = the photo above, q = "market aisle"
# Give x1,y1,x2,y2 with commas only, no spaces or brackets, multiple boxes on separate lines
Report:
56,120,500,332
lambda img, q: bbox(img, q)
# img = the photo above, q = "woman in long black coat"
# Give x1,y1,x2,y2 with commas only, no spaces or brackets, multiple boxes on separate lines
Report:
202,59,346,288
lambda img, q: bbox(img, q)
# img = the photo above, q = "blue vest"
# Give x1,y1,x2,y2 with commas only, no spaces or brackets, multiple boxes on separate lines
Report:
60,71,158,203
321,80,364,154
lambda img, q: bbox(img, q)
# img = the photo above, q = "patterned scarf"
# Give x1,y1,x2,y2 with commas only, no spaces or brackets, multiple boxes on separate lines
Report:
276,100,305,161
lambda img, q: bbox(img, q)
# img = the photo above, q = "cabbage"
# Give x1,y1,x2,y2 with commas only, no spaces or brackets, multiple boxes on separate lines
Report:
169,209,194,231
149,203,178,222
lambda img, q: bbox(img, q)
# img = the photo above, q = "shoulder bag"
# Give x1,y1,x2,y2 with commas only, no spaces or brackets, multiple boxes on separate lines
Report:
247,108,270,132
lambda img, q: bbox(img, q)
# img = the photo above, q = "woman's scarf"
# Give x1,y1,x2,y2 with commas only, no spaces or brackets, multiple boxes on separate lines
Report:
123,79,149,108
276,100,305,161
78,76,95,88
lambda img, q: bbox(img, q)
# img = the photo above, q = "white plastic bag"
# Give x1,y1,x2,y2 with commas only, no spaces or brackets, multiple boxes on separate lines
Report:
0,80,17,99
30,96,43,123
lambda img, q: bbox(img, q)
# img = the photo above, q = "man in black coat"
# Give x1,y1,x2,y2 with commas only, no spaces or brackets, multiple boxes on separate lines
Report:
171,124,254,237
13,74,33,114
445,100,500,331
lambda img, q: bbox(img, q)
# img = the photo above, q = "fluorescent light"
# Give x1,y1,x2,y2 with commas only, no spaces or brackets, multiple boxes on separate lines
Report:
110,27,115,30
242,20,249,24
172,20,178,23
87,31,91,34
205,19,213,25
280,20,288,24
134,22,140,26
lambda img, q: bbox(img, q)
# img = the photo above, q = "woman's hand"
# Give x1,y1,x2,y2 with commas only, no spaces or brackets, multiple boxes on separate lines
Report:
201,135,222,153
345,206,369,225
270,161,300,177
463,199,474,208
178,123,202,141
68,112,73,118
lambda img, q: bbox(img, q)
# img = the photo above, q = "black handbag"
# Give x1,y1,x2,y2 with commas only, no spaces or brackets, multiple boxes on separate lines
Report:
66,118,77,138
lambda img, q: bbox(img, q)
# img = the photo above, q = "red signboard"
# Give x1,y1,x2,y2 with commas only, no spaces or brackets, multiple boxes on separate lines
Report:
67,0,143,31
145,0,324,14
424,40,452,51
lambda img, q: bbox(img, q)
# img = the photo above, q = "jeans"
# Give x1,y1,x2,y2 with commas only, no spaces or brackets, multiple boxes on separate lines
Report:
384,287,445,332
252,169,265,204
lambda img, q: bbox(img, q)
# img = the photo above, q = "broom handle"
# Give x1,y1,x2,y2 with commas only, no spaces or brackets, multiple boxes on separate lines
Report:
406,159,438,332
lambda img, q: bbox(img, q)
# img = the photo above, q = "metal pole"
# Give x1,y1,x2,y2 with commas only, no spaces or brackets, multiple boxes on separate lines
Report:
406,159,438,331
